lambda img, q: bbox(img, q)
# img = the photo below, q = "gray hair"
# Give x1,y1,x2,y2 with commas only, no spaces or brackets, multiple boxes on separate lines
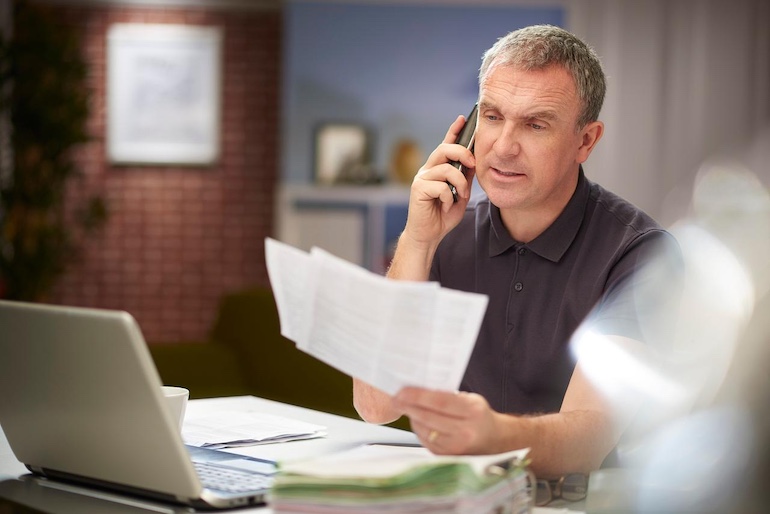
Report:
479,25,606,129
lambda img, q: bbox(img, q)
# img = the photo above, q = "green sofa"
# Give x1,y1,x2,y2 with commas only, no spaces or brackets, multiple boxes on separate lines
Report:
148,287,409,430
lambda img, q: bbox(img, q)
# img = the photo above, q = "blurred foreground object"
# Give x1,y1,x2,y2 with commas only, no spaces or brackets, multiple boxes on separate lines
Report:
580,128,770,513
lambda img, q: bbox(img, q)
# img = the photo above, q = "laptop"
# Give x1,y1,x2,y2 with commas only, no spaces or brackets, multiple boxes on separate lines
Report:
0,299,277,509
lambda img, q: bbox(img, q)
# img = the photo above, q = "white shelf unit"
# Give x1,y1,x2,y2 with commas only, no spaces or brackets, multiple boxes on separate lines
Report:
276,184,410,274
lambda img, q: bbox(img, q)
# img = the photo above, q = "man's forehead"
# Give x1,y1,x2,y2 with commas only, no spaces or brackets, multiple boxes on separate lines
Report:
483,63,575,92
480,65,579,116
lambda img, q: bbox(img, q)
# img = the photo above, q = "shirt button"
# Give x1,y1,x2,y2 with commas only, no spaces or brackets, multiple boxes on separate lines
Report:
514,282,523,292
518,248,527,255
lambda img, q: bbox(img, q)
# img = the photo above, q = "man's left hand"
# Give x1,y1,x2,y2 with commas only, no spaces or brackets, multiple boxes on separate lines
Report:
393,387,503,455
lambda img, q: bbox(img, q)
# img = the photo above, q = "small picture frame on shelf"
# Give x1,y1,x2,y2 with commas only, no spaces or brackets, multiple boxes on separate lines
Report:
314,123,377,185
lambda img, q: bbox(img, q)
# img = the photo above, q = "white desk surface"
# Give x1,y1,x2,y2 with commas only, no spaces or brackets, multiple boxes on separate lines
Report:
0,395,582,513
181,395,420,464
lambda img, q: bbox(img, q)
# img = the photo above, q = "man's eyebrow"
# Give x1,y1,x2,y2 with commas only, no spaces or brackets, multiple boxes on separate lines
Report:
524,110,559,121
478,100,497,111
478,102,560,121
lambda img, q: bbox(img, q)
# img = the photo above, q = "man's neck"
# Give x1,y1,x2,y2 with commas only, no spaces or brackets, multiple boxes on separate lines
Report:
499,209,558,244
499,173,580,244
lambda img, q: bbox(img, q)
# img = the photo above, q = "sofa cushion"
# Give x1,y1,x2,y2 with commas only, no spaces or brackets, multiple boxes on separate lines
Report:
210,287,361,418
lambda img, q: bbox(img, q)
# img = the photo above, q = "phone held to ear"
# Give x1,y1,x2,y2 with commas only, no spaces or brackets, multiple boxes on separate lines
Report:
447,103,478,203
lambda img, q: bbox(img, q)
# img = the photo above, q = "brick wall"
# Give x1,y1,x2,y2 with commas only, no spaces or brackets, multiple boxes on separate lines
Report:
43,3,282,342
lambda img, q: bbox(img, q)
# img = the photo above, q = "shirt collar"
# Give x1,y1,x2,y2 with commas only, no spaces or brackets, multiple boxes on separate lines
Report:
488,167,590,262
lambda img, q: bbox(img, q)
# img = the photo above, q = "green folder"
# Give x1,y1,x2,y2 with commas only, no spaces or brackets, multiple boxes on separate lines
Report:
269,444,533,513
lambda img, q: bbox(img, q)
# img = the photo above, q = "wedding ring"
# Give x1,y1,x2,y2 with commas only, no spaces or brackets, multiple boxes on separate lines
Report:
428,430,439,443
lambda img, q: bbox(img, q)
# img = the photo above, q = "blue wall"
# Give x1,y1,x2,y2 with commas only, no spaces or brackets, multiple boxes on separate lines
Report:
281,2,563,183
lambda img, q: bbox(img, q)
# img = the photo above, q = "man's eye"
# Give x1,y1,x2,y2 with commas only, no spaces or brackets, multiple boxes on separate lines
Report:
530,123,545,131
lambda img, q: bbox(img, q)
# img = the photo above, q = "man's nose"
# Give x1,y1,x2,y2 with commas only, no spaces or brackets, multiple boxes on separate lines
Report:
492,123,521,158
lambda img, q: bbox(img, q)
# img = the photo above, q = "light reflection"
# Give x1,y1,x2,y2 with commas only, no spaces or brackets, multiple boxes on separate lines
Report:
690,160,770,298
572,147,770,512
634,406,754,513
572,329,689,424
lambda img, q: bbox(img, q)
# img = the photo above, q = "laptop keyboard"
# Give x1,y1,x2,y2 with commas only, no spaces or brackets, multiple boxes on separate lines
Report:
193,461,274,494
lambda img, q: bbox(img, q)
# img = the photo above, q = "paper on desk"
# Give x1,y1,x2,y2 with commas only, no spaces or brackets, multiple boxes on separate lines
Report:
182,410,327,449
271,444,532,514
265,237,489,395
279,444,529,479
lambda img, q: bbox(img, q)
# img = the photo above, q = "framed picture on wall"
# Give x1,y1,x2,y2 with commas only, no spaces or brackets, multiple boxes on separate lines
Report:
107,24,222,165
314,123,375,185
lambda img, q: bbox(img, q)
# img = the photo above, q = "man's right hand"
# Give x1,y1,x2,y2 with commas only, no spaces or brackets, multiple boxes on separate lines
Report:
402,115,476,250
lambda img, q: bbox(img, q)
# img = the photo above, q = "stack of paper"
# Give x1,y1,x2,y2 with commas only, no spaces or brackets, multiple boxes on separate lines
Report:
268,444,532,513
182,410,326,449
264,238,489,395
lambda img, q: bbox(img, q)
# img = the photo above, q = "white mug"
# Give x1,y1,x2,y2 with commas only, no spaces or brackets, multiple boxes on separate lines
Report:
161,385,189,432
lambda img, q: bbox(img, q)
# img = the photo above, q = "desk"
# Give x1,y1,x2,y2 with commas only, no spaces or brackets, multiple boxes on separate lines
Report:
0,396,583,513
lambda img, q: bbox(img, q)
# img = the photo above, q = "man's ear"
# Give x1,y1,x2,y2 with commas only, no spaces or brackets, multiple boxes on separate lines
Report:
577,121,604,164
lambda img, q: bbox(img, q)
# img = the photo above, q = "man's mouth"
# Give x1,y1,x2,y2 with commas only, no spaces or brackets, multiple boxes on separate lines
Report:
491,167,526,177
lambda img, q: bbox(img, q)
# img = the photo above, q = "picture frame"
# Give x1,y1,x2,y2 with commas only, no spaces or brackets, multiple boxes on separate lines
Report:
106,24,222,166
313,123,374,185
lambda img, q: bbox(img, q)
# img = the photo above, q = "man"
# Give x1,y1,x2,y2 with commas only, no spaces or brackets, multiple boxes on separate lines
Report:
353,25,680,479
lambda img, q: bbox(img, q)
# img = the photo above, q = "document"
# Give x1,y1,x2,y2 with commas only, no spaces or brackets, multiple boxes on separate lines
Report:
279,444,529,479
265,237,489,395
183,410,327,449
270,444,532,513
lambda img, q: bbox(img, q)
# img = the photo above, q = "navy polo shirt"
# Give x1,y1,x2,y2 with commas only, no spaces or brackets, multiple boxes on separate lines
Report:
430,169,679,415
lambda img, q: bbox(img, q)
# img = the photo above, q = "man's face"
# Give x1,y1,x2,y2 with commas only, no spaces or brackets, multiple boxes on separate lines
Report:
475,64,588,216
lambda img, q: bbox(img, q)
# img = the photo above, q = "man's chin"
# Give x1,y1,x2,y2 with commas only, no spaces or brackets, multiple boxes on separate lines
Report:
485,191,529,211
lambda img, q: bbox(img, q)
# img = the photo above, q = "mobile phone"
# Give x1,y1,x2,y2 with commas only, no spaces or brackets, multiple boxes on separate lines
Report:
447,103,478,202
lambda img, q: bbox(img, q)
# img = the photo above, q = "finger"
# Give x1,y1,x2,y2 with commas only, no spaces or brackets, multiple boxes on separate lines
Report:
422,114,476,170
413,172,463,210
423,143,476,171
409,418,431,439
419,163,470,187
463,165,477,185
457,166,476,201
409,418,453,453
418,164,472,201
408,410,458,436
441,115,467,144
396,388,469,418
445,166,473,202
